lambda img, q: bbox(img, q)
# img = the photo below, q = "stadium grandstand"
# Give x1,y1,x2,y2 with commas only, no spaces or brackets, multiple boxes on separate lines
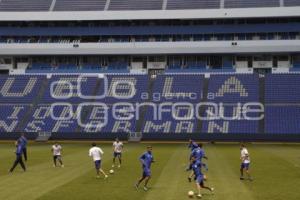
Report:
0,0,300,142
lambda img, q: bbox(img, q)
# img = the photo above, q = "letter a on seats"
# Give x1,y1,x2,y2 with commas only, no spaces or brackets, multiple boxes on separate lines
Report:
216,77,248,97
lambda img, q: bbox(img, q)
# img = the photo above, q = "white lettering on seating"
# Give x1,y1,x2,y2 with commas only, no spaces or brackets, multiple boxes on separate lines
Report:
216,77,248,97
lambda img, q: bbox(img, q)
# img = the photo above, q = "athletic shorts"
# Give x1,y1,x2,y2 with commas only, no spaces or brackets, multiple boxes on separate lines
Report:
195,174,204,185
114,152,122,157
53,155,61,160
241,163,250,170
94,160,102,169
143,167,151,177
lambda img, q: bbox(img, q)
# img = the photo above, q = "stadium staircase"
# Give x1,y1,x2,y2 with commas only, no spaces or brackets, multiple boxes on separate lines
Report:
16,77,50,135
128,132,143,142
195,76,210,132
35,132,52,142
258,74,265,134
135,75,155,133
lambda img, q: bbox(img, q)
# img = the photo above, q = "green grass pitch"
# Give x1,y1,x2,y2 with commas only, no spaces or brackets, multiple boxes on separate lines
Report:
0,142,300,200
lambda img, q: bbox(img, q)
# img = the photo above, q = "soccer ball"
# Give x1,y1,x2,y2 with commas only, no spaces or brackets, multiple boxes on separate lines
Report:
109,169,114,174
188,191,194,198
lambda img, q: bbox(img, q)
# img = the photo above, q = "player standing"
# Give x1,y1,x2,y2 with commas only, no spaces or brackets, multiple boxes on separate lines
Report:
17,133,28,161
240,144,253,181
190,156,214,198
89,143,108,179
9,140,26,173
52,143,64,168
112,138,123,168
135,146,155,191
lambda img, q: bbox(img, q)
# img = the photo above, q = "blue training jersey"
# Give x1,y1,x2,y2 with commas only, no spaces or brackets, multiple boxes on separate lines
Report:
18,136,27,148
191,160,203,177
140,151,154,169
16,144,23,155
188,141,198,151
191,147,205,161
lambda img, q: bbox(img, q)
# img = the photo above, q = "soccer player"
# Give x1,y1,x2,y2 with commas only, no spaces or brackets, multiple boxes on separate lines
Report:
52,143,64,168
240,144,253,181
188,139,199,152
188,143,208,182
17,133,28,161
89,143,108,179
190,156,214,198
135,146,155,191
9,140,26,173
112,138,123,168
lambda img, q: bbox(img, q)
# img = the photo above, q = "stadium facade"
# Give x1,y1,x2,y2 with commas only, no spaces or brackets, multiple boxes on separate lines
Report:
0,0,300,141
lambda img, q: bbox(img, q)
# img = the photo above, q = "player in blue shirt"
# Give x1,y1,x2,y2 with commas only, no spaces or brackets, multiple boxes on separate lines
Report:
188,143,208,182
135,146,155,191
189,156,214,198
9,140,26,173
188,139,199,152
17,133,28,161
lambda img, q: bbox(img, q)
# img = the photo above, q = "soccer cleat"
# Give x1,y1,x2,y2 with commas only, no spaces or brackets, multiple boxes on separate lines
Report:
118,165,121,168
196,194,202,199
104,175,108,180
112,165,115,168
61,165,64,168
143,186,149,191
188,177,192,182
210,187,214,192
240,176,244,180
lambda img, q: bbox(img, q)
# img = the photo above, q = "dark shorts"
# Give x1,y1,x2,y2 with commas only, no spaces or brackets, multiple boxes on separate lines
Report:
114,152,122,158
53,155,62,160
143,167,151,177
241,163,250,170
94,160,102,169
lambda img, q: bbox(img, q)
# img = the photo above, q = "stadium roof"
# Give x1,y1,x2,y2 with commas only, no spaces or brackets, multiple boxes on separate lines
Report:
0,0,299,12
0,0,299,21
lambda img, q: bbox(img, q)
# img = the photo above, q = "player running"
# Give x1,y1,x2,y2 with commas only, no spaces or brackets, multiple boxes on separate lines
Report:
89,143,108,179
240,144,253,181
112,138,123,168
9,140,26,173
189,156,214,198
52,143,64,168
188,139,199,152
188,143,208,182
135,146,155,191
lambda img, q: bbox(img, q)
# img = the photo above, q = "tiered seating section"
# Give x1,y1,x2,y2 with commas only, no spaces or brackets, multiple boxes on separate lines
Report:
166,0,220,9
265,74,300,134
0,73,299,135
225,0,280,8
109,0,163,10
0,0,52,11
54,0,106,11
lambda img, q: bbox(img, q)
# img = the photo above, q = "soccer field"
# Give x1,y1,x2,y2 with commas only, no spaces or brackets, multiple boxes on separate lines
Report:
0,142,300,200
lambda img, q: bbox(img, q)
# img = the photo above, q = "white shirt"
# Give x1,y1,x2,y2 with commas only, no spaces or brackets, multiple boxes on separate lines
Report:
52,145,62,156
89,147,104,161
241,148,250,164
113,141,123,153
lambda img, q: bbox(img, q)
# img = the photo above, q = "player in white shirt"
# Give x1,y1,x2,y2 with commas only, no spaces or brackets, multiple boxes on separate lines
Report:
51,143,64,168
89,143,108,179
112,138,123,168
240,144,253,181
